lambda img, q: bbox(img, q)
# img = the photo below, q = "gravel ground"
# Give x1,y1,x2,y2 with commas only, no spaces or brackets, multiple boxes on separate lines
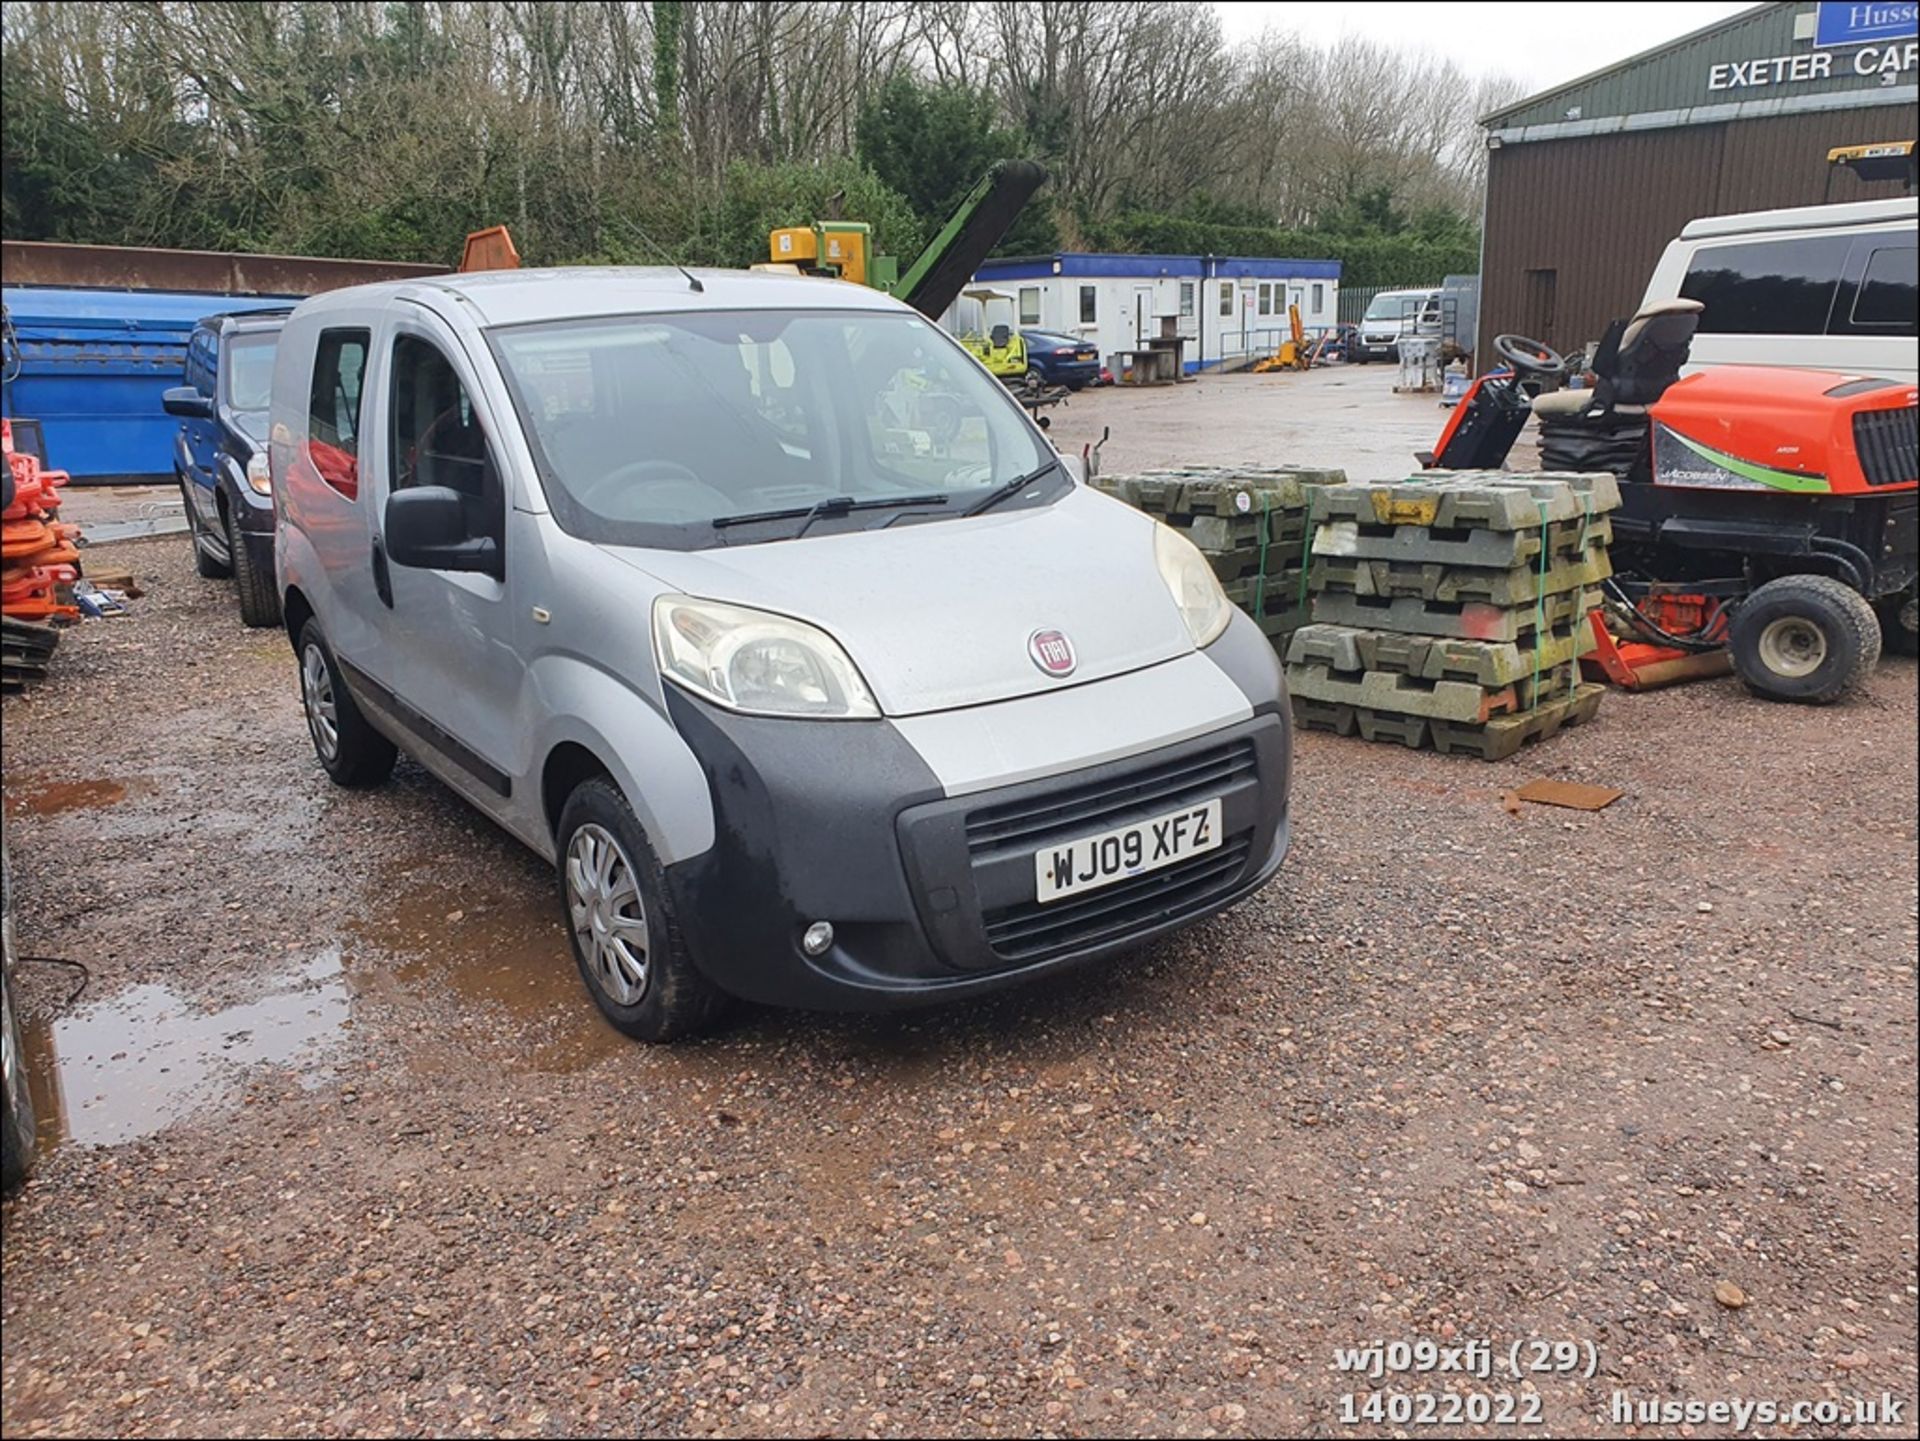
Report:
2,492,1916,1437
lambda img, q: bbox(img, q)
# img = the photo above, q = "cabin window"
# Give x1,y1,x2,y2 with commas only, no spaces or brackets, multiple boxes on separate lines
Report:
1079,286,1097,324
1019,287,1042,326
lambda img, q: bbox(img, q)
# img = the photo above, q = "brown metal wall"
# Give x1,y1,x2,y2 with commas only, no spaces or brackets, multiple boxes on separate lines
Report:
1,240,446,296
1481,111,1912,356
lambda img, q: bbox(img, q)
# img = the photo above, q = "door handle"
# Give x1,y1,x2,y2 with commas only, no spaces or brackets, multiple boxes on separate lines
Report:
371,536,394,609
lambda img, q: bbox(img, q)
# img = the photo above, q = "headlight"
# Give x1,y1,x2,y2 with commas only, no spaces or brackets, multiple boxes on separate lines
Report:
1154,523,1233,647
653,597,879,719
246,451,272,495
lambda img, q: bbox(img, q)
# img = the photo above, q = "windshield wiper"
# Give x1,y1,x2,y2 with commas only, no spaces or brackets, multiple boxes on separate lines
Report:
963,459,1061,518
712,493,952,539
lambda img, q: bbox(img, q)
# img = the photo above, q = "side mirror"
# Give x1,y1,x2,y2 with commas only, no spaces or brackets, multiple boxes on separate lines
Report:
162,385,213,420
385,486,501,579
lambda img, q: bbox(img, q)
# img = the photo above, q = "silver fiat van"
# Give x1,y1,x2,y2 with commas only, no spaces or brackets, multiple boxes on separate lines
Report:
272,268,1291,1040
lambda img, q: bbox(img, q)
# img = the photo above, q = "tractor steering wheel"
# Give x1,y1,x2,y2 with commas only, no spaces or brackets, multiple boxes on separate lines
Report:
1492,334,1568,384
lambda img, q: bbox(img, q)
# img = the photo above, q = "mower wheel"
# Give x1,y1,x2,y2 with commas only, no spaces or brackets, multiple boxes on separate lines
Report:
1876,588,1918,658
1730,574,1881,704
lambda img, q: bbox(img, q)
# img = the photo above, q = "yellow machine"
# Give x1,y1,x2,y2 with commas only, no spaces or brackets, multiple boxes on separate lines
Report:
954,288,1028,381
1251,304,1313,373
765,221,891,289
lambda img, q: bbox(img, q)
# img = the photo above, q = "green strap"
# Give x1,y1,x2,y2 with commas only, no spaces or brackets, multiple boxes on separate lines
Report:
1252,491,1273,615
1295,487,1317,615
1532,497,1551,711
1570,489,1596,698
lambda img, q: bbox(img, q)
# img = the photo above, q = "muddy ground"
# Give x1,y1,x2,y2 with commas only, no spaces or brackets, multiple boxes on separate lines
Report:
3,458,1917,1437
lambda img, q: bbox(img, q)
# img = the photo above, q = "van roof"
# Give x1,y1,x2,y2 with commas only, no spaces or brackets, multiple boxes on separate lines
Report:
291,266,905,328
1680,196,1918,241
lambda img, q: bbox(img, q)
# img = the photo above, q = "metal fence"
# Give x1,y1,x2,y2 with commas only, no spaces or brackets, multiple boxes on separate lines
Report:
1338,285,1393,326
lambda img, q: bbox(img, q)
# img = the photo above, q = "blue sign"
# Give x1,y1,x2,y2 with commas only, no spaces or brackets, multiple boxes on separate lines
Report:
1815,0,1919,48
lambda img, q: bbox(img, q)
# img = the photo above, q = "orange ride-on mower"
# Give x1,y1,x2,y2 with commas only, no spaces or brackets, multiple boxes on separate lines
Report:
1422,303,1917,703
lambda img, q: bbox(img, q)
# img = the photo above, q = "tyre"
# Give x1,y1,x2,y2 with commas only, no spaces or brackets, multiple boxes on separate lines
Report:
1025,366,1045,388
2,849,33,1196
296,619,397,787
555,777,726,1043
1877,587,1918,658
225,506,281,629
181,476,231,579
1729,574,1882,704
1,975,32,1196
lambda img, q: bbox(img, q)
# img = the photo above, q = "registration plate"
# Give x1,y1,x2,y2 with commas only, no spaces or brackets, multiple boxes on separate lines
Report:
1034,798,1223,904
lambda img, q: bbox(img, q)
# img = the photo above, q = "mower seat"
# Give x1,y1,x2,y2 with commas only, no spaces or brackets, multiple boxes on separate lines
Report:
1530,298,1703,421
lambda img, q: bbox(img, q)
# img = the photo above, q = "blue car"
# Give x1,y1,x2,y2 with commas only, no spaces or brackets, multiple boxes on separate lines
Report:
1020,330,1102,389
163,309,290,627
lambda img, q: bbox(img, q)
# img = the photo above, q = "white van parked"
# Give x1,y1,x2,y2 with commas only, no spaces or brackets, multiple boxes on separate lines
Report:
1352,287,1442,363
1640,196,1917,384
271,268,1293,1041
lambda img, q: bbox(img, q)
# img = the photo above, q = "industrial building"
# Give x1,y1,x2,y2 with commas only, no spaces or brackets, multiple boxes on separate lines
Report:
1478,0,1916,354
961,253,1341,373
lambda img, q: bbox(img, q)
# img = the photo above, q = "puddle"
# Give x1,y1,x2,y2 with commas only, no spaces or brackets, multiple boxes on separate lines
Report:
4,778,133,817
350,865,626,1074
23,946,351,1148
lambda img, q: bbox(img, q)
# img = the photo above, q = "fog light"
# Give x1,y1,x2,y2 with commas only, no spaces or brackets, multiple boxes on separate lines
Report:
801,921,835,957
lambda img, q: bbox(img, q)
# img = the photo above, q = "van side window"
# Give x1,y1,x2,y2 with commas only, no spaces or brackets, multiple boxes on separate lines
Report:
1848,244,1918,334
1680,235,1849,336
188,331,214,395
389,334,504,548
308,328,370,499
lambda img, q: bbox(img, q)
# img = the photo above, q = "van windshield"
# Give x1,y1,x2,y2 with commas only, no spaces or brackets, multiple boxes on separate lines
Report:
489,308,1059,548
1363,294,1417,322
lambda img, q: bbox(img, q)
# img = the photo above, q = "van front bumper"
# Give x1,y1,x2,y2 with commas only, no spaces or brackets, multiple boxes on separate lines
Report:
660,638,1291,1011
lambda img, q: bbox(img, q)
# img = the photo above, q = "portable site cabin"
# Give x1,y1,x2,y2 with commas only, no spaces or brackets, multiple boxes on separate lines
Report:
956,252,1342,373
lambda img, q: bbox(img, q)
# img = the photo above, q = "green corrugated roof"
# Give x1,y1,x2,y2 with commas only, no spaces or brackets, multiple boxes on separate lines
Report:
1483,2,1911,130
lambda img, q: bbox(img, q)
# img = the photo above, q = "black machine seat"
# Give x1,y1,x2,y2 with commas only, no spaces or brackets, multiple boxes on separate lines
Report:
1530,298,1703,423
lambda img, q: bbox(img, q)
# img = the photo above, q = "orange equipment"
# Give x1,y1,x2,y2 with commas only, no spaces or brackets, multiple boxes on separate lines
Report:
2,419,81,623
458,226,522,274
1582,590,1735,690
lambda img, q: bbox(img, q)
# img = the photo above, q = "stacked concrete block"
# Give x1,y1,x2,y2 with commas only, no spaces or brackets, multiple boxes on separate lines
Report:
1285,471,1619,761
1092,466,1347,646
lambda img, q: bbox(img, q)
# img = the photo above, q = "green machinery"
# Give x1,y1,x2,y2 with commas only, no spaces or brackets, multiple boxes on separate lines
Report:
764,160,1047,326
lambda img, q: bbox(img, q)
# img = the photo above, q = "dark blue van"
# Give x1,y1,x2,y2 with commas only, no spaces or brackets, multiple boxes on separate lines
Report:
163,310,290,627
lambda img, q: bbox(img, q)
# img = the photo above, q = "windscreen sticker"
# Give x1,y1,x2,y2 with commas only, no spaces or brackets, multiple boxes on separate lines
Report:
1652,423,1830,493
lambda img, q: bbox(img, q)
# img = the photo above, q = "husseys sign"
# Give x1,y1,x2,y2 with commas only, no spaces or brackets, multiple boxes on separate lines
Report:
1706,1,1918,92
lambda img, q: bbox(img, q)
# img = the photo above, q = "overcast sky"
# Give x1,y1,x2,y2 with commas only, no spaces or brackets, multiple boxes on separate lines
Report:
1213,1,1759,92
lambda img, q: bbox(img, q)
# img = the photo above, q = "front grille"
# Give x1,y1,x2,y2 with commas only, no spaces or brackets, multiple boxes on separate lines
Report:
1854,407,1918,488
963,739,1257,858
981,835,1253,962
